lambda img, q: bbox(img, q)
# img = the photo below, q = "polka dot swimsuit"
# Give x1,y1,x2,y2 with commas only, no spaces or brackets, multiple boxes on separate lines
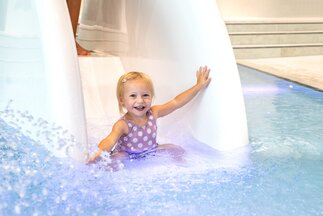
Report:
115,110,158,155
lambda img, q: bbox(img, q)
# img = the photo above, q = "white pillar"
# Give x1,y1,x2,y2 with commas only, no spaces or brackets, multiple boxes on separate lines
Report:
34,0,88,160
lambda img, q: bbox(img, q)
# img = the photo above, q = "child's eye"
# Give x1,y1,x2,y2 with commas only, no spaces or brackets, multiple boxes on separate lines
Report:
143,94,150,97
129,94,136,98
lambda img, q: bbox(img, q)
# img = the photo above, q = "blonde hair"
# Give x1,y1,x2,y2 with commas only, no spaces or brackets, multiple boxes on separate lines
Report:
116,71,155,114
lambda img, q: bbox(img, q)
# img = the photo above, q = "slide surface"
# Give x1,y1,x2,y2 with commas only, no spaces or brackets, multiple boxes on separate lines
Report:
79,0,249,150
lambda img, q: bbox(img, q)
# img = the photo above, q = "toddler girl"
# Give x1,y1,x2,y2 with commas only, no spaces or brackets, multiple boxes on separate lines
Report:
87,66,211,164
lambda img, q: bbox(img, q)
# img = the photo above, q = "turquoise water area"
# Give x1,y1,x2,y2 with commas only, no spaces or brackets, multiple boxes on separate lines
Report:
1,65,323,215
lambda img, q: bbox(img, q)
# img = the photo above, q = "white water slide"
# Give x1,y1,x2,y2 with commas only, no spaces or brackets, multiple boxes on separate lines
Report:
1,0,248,161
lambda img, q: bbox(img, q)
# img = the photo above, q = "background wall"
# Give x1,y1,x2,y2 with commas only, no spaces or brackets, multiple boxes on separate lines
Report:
217,0,323,21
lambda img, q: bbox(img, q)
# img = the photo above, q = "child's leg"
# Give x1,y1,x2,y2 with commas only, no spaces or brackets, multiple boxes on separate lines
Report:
156,144,185,162
110,151,129,161
108,151,129,171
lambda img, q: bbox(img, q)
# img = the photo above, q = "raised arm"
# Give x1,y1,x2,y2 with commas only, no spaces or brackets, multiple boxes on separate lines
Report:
86,120,127,164
153,66,211,118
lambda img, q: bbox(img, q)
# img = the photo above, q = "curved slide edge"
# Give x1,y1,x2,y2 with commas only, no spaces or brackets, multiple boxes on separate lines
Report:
1,0,88,161
34,0,88,160
119,0,249,150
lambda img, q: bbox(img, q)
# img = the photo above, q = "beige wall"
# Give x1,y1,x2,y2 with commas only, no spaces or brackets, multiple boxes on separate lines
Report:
217,0,323,21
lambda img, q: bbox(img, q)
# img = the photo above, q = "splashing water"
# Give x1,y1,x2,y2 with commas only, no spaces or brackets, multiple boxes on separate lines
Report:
0,105,249,215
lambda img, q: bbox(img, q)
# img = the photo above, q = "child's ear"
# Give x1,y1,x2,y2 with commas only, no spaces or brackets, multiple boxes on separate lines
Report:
120,99,125,108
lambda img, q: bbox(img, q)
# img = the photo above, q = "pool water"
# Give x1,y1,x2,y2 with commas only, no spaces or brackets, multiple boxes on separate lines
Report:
1,65,323,215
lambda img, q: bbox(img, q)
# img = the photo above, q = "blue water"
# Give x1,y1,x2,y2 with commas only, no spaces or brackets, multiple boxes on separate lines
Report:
1,65,323,215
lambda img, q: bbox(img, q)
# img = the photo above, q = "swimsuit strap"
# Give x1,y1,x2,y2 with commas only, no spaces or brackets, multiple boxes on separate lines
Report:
121,109,154,129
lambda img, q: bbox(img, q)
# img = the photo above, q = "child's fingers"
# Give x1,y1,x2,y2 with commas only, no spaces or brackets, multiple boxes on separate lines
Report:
196,66,211,83
201,66,210,77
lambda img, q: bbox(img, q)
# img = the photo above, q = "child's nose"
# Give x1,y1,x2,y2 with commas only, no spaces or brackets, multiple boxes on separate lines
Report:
137,96,144,102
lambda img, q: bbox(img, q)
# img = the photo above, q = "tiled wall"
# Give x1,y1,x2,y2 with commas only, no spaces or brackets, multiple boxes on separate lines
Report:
226,21,323,59
217,0,323,21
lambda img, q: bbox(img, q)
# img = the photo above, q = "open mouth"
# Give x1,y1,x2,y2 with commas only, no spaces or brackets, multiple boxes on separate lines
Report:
134,105,145,111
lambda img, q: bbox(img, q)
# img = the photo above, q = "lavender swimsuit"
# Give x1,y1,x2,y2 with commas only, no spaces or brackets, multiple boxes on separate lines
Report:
114,110,158,157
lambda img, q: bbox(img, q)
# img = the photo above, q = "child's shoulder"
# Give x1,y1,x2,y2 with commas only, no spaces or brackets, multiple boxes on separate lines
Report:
112,118,129,133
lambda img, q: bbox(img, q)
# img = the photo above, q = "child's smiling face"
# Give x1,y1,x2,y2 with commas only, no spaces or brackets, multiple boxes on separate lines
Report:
122,79,153,118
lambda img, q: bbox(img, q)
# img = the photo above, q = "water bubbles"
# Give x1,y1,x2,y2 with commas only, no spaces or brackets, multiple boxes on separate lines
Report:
18,188,26,199
1,104,86,160
42,188,48,196
32,210,39,216
14,205,21,214
64,206,71,215
0,105,90,214
55,196,60,204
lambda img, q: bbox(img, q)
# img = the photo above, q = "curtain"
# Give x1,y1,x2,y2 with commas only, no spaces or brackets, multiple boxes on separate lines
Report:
77,0,128,54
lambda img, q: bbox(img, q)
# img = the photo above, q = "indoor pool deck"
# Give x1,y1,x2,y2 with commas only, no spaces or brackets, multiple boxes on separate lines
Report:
237,55,323,91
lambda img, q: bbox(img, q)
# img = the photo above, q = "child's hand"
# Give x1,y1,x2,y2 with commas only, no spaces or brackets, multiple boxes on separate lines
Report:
196,66,211,89
86,149,103,164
